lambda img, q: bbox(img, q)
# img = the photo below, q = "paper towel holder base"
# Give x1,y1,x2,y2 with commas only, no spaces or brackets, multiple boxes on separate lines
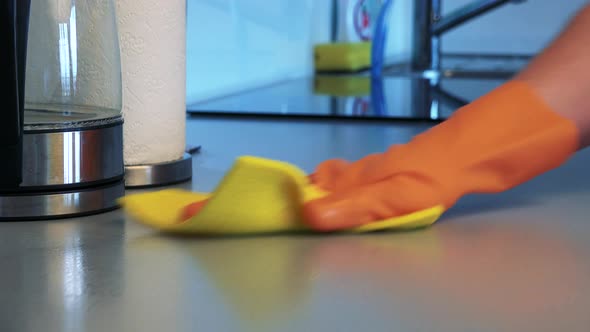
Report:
124,153,193,188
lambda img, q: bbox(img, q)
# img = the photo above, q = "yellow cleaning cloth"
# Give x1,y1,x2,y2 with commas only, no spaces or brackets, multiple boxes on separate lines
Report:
119,156,444,235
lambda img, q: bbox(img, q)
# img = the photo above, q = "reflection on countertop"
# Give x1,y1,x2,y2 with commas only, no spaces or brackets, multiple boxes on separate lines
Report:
129,219,590,332
188,74,506,121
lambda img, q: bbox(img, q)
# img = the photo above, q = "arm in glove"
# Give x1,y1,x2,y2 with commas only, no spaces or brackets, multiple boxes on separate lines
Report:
303,4,590,231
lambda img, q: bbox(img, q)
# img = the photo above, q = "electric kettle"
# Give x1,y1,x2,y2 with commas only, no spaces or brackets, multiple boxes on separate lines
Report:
0,0,124,220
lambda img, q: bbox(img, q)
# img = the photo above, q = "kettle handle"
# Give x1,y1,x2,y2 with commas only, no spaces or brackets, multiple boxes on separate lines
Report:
16,0,31,146
0,0,29,188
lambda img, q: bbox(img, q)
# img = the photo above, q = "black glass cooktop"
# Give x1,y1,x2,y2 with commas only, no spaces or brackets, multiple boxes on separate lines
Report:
187,74,506,122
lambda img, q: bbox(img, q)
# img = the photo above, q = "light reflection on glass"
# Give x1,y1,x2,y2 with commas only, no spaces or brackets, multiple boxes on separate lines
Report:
69,6,77,89
58,22,71,96
58,5,78,98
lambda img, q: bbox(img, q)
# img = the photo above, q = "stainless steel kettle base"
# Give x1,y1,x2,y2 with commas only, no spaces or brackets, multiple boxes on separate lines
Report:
124,153,193,188
0,180,124,221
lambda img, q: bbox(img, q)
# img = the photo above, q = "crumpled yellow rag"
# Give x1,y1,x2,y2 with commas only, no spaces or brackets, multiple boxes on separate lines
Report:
119,156,443,235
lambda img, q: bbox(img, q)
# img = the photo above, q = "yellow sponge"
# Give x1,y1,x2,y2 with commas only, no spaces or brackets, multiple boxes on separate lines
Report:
314,42,372,72
119,156,444,235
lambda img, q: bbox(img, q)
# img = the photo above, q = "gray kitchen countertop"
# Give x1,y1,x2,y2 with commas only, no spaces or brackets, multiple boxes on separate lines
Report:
1,116,590,332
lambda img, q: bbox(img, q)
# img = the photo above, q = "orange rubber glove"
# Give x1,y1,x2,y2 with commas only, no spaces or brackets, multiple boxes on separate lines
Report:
303,80,580,231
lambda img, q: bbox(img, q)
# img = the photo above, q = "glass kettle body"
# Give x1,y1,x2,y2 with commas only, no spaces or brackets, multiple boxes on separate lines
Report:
25,0,122,127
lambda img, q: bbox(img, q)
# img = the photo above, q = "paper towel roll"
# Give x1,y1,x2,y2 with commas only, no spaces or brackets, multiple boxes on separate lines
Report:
116,0,187,165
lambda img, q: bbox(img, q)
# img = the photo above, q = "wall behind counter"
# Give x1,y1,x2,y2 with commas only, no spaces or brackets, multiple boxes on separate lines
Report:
186,0,587,105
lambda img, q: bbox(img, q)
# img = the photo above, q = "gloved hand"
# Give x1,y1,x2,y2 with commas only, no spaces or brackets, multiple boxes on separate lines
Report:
302,81,580,231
